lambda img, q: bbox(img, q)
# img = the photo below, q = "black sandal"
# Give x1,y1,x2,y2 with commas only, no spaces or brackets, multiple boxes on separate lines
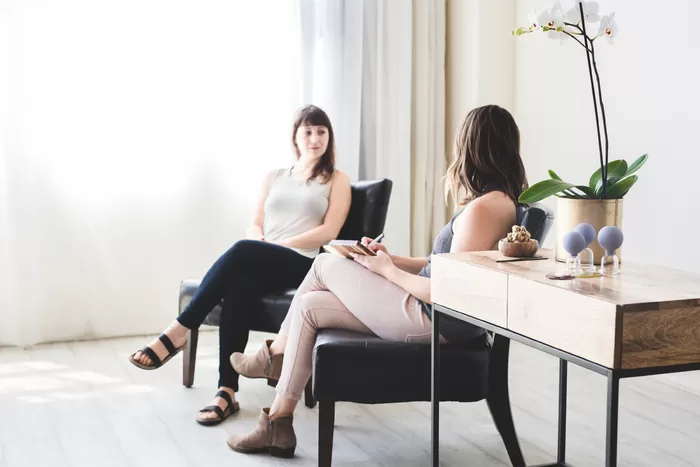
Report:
196,390,240,426
128,334,186,370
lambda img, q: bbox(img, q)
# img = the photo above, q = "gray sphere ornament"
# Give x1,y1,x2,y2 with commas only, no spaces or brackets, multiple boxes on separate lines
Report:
598,226,624,256
573,223,596,247
562,231,586,256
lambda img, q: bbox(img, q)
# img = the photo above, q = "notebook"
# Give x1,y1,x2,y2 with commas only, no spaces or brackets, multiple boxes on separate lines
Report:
322,240,377,259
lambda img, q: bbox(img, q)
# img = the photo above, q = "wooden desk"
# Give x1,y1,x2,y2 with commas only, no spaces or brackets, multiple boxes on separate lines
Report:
430,249,700,467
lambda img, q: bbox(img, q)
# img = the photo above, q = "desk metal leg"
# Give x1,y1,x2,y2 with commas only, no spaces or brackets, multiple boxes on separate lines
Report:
486,335,526,467
431,307,440,467
558,359,568,464
530,359,573,467
606,372,620,467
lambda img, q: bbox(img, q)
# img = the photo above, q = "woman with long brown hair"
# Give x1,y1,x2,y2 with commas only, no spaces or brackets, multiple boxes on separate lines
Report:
227,104,528,458
128,105,352,426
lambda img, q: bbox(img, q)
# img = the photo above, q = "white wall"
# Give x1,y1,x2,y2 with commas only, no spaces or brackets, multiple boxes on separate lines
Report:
445,0,516,220
515,0,700,274
0,1,298,346
0,5,14,345
446,0,516,144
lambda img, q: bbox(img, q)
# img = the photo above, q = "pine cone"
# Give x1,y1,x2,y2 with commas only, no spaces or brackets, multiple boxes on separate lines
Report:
504,225,532,243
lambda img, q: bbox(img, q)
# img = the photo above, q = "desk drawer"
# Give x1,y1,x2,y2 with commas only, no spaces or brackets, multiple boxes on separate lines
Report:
432,255,508,327
507,275,618,367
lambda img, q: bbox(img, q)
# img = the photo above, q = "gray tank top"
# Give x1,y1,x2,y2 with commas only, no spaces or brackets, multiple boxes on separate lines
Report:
417,214,458,282
418,195,524,343
263,168,332,258
417,209,487,344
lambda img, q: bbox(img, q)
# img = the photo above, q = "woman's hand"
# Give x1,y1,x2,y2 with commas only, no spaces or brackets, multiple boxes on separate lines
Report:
350,250,395,277
245,224,265,242
361,236,389,255
264,238,288,247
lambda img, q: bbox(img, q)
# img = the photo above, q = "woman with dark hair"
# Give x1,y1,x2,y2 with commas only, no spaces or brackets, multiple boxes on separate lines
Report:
129,105,352,426
227,104,528,458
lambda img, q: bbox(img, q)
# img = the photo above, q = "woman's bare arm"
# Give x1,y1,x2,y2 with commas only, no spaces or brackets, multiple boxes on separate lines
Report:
366,192,516,304
390,255,429,274
450,192,516,253
246,170,277,240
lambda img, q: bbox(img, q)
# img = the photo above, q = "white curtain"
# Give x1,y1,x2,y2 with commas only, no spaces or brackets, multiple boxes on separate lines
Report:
0,1,301,346
298,0,446,257
410,0,447,256
296,0,364,180
0,0,447,346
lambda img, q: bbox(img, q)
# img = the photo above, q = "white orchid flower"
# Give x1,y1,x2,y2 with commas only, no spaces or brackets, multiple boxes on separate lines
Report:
527,9,540,32
538,1,566,39
598,13,618,44
565,0,601,24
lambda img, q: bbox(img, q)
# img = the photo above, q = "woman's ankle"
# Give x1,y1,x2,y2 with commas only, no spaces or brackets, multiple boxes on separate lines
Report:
268,407,293,420
218,386,237,400
269,395,297,420
269,339,286,356
166,320,189,340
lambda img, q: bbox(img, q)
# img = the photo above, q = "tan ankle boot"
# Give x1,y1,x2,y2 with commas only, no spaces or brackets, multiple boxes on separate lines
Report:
230,339,283,380
226,408,296,458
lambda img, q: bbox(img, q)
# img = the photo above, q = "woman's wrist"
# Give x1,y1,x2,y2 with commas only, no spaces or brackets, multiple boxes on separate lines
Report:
383,263,400,281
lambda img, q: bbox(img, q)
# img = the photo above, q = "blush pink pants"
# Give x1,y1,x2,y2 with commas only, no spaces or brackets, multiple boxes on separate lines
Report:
276,253,441,400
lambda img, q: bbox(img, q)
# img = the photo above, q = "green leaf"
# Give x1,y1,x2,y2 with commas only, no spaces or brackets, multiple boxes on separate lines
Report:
574,185,596,198
624,153,648,178
589,166,604,192
518,179,577,204
595,160,628,195
606,175,638,199
607,160,628,182
548,170,563,181
563,189,583,199
550,171,593,198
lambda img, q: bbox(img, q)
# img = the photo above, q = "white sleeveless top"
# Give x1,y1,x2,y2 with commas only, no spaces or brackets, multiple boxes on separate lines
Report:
263,168,332,258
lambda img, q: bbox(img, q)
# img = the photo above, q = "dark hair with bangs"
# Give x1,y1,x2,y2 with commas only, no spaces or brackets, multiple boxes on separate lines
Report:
445,105,528,207
291,105,336,183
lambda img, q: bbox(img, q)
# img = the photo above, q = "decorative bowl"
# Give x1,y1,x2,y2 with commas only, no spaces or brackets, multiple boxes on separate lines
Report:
498,239,539,258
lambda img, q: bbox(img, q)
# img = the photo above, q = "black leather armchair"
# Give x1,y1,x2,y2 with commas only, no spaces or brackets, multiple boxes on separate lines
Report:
310,203,555,467
179,179,394,401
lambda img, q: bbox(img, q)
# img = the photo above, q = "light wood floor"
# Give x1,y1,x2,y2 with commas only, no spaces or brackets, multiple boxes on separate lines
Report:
1,330,699,467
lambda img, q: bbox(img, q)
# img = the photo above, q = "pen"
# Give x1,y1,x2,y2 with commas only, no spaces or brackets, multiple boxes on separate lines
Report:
372,233,385,243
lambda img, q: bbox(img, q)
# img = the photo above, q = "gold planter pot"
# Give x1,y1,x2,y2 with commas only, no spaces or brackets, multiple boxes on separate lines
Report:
555,198,623,264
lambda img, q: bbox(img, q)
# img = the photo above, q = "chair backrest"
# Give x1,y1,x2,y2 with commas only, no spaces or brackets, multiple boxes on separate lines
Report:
336,179,393,242
517,203,555,243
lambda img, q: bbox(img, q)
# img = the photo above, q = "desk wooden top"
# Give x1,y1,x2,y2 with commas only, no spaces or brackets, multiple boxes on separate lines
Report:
432,249,700,370
439,249,700,310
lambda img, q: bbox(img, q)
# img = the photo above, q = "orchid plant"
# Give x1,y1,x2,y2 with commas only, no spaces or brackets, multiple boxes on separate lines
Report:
513,1,648,204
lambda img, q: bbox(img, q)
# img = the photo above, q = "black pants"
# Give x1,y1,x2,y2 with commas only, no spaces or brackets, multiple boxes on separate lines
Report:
177,240,313,391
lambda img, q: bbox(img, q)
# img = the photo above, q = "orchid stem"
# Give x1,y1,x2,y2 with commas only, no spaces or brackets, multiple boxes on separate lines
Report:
564,31,591,52
590,43,609,198
578,2,607,199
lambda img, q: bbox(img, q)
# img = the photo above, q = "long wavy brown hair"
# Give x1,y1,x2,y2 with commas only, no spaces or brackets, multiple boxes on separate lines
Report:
445,105,528,208
291,105,336,183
